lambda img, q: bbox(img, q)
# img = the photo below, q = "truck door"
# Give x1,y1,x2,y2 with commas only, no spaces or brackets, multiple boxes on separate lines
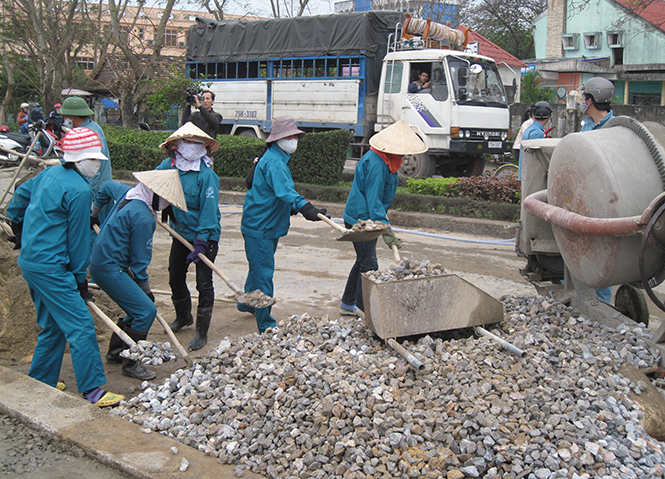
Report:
401,61,450,137
377,60,404,127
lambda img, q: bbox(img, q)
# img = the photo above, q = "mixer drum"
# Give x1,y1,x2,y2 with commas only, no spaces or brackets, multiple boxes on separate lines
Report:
547,124,664,288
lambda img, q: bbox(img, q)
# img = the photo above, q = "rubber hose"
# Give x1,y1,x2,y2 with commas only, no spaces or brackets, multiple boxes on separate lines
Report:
606,116,665,288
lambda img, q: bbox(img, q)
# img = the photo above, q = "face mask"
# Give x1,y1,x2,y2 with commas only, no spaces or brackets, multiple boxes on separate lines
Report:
579,98,590,115
34,107,40,112
177,139,207,160
64,118,73,129
76,159,101,178
278,138,298,154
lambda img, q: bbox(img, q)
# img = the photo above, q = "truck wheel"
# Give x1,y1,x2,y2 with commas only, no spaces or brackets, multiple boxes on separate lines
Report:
238,129,258,138
398,153,436,178
615,284,649,326
464,157,485,177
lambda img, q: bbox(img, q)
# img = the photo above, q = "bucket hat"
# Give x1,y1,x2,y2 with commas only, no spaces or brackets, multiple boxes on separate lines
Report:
60,96,94,117
369,121,428,155
132,169,188,212
266,115,305,143
160,122,220,154
62,127,108,162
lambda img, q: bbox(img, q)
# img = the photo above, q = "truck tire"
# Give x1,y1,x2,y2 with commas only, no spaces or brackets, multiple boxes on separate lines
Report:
398,153,436,178
464,157,485,177
238,129,258,138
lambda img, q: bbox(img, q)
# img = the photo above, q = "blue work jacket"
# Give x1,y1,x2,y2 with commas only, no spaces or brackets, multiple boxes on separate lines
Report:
156,159,221,243
241,144,307,239
581,111,614,132
343,150,398,226
82,119,112,196
90,198,155,283
7,164,92,282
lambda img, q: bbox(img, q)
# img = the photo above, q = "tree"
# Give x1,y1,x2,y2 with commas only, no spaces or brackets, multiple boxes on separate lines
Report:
460,0,546,59
146,63,211,123
520,70,556,103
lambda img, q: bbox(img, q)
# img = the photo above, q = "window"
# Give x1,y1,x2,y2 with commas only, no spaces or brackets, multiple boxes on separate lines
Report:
583,32,601,49
138,28,144,40
430,62,448,102
613,48,624,66
163,29,177,47
629,92,661,106
76,57,95,70
179,41,186,48
562,33,579,51
607,31,623,48
384,61,403,94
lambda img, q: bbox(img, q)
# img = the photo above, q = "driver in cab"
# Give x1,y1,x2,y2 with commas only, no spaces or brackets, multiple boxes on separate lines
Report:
409,71,431,93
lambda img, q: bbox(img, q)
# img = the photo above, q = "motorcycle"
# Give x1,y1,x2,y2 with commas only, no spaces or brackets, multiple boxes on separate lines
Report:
0,118,64,165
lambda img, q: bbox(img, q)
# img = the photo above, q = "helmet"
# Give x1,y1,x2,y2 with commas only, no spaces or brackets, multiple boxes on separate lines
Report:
532,101,553,120
0,125,8,132
582,77,614,104
54,103,62,108
60,96,94,117
20,103,29,109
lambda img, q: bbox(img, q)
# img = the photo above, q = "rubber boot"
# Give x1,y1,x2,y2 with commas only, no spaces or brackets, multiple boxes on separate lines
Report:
121,326,156,381
189,307,213,351
106,319,126,364
169,297,193,333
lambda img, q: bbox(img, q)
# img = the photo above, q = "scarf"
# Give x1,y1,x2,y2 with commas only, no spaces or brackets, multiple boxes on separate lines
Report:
126,183,168,212
371,147,403,174
170,139,213,171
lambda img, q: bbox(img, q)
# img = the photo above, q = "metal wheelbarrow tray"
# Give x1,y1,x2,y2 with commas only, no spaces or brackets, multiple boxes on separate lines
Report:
361,272,504,339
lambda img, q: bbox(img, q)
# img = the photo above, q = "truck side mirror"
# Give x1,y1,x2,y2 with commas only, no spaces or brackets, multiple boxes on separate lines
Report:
458,67,467,86
458,88,467,101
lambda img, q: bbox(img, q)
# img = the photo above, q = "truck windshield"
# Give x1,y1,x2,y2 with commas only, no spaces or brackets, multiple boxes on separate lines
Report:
447,59,507,105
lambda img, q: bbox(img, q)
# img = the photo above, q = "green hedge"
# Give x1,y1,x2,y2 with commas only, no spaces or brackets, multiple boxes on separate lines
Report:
102,126,351,187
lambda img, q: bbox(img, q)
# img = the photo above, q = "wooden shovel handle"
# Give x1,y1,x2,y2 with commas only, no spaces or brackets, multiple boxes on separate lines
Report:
392,244,401,262
87,301,136,348
317,213,349,233
157,221,244,296
0,131,42,208
154,312,193,367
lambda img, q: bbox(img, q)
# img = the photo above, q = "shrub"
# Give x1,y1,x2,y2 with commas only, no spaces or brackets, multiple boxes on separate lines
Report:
102,126,351,187
456,176,520,203
406,177,460,196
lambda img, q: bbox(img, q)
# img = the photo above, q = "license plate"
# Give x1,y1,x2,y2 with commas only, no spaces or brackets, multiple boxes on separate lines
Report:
488,141,502,149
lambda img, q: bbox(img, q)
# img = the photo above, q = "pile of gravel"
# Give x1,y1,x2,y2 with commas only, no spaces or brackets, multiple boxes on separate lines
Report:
364,256,447,283
111,295,665,478
120,340,177,365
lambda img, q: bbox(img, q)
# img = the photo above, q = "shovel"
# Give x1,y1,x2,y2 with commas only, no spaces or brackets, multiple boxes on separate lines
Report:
157,221,275,308
317,214,388,242
0,131,43,209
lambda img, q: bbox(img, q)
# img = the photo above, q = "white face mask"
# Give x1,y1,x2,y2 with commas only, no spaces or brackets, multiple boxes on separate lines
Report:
277,138,298,154
76,159,101,178
177,139,207,161
64,118,74,129
579,98,590,115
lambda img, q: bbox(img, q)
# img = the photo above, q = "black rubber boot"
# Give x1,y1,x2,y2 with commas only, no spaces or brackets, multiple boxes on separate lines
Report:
121,326,156,381
169,297,193,333
189,307,213,351
106,319,126,364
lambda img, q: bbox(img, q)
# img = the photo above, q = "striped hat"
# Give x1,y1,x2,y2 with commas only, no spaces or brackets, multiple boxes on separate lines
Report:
62,127,108,163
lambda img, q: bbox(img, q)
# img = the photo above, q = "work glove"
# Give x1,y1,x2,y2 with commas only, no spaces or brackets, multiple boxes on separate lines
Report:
299,202,329,222
186,238,208,266
90,215,100,230
77,281,94,303
382,228,403,249
137,281,155,303
7,221,22,250
161,205,179,227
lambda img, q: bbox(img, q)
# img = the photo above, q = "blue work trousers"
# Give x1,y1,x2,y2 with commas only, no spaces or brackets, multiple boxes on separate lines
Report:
21,267,106,394
341,221,378,312
90,264,157,332
241,235,279,333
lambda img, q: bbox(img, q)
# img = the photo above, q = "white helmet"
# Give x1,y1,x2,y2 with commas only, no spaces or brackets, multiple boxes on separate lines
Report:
20,103,29,109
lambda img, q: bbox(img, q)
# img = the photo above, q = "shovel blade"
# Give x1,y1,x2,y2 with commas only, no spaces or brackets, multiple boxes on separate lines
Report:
336,230,386,242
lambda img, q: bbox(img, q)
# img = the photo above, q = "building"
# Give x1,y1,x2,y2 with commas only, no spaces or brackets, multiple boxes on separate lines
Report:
531,0,665,105
334,0,459,25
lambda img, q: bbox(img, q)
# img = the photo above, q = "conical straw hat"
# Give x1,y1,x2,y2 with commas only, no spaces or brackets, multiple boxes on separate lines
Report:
369,121,428,155
132,169,188,212
159,122,220,154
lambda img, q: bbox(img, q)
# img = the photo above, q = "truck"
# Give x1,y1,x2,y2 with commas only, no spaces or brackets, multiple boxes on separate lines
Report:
185,11,513,178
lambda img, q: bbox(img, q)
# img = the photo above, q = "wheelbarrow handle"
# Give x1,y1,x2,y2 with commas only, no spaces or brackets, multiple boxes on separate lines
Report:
154,312,193,367
157,221,244,296
317,213,349,233
87,300,136,348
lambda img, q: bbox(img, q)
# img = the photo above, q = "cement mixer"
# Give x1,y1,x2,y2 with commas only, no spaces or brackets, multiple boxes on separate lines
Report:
517,117,665,360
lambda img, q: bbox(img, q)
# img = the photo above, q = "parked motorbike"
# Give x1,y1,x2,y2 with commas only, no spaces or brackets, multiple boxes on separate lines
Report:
0,118,63,165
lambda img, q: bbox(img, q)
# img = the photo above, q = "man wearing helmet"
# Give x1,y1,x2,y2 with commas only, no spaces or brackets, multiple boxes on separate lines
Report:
518,101,552,181
18,103,29,134
580,77,614,132
580,77,615,303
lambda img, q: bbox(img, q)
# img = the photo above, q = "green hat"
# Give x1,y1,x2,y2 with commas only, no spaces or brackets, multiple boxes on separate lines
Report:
60,96,94,117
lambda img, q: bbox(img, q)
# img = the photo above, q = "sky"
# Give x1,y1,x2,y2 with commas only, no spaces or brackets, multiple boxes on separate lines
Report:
179,0,335,19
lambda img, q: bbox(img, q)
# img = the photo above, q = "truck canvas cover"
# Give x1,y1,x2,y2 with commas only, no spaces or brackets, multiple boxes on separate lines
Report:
187,11,406,95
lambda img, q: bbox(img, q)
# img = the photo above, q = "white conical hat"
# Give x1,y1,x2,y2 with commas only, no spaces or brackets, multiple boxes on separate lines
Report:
159,122,220,154
369,121,428,155
132,169,188,212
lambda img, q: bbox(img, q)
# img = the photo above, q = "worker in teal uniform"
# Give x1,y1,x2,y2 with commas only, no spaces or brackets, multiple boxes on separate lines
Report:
518,101,552,181
89,170,187,380
580,77,616,303
238,115,328,333
340,121,427,315
156,122,221,351
6,127,123,407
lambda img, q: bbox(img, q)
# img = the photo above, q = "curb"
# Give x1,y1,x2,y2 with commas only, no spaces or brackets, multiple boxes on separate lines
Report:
0,366,261,479
220,191,516,240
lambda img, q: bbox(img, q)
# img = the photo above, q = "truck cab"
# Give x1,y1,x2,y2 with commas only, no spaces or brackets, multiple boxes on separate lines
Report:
377,49,511,177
